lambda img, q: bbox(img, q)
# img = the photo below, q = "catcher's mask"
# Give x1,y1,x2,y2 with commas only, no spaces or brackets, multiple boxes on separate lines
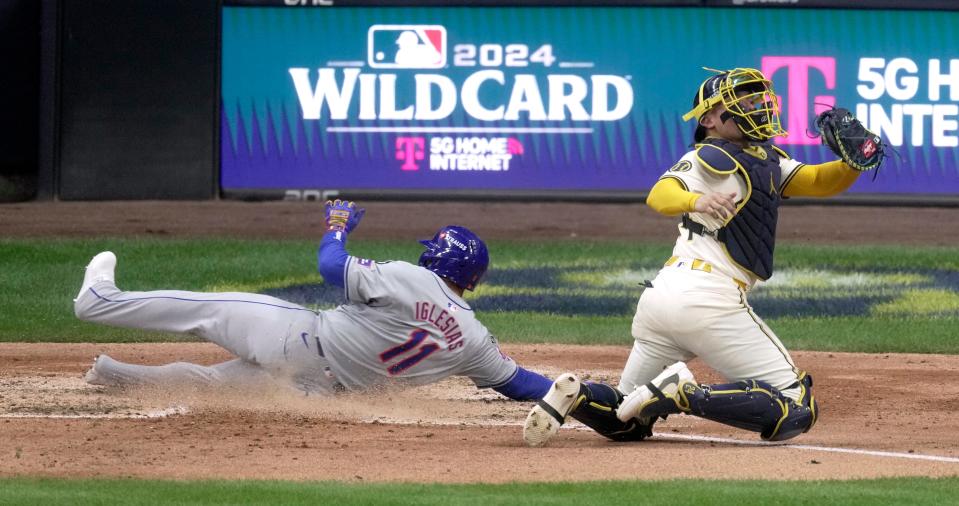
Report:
683,67,786,142
418,225,489,291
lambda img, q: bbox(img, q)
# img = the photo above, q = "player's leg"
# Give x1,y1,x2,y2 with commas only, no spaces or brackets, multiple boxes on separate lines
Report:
523,375,655,447
85,355,273,388
620,275,697,394
683,374,816,441
73,252,319,367
568,380,657,441
682,286,817,439
524,281,692,446
619,282,818,441
620,339,693,394
679,286,803,397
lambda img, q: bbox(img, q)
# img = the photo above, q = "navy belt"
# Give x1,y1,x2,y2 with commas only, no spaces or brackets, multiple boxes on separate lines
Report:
681,214,718,240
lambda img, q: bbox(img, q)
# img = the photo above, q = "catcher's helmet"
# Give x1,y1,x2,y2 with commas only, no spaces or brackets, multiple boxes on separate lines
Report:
683,67,786,142
418,225,489,291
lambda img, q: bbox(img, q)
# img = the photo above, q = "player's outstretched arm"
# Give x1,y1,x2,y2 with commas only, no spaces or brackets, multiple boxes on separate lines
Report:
318,232,349,289
492,366,552,401
318,200,365,289
782,106,885,199
781,160,860,198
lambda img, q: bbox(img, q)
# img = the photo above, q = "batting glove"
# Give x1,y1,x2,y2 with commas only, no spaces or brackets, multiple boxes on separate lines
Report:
325,199,365,233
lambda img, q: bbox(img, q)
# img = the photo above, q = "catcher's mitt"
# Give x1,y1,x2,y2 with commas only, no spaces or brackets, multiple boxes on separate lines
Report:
814,107,885,172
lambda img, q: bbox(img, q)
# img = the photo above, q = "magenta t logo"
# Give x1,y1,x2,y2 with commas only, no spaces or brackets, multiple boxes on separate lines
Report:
396,137,425,171
761,56,836,145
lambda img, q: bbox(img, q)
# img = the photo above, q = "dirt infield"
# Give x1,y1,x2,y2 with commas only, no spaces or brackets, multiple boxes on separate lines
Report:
2,201,959,482
2,343,958,482
2,200,958,244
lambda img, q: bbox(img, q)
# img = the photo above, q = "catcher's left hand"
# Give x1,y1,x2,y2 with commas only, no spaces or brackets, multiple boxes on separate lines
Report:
814,107,886,172
325,199,365,233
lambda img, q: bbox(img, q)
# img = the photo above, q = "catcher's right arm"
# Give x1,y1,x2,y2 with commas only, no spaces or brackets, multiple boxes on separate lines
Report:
814,107,886,172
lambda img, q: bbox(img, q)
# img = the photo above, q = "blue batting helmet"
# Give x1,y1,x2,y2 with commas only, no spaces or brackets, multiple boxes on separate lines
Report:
418,225,489,291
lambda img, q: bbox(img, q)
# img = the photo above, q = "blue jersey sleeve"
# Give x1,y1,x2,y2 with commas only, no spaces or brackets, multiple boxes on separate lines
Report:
492,366,552,401
318,231,350,289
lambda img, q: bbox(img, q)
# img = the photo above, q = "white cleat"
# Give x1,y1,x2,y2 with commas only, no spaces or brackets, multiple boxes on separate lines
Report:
616,361,696,423
84,354,111,386
74,251,117,302
523,373,583,447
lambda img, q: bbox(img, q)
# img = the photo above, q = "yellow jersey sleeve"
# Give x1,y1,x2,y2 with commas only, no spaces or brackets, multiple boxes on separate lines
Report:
647,176,702,216
781,160,861,198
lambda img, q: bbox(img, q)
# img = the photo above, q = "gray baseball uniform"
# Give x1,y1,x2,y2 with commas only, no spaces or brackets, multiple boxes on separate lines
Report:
75,256,516,394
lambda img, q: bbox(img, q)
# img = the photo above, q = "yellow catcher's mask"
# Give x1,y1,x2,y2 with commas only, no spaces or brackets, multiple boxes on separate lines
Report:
683,67,787,142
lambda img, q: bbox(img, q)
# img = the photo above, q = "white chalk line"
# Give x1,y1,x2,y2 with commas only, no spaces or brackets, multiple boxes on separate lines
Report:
5,408,957,464
0,406,189,420
361,417,959,465
652,432,959,464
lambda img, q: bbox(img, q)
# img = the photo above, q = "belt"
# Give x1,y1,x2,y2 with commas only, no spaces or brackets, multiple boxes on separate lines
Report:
681,214,720,240
315,334,348,393
663,255,748,290
296,331,348,394
664,255,714,273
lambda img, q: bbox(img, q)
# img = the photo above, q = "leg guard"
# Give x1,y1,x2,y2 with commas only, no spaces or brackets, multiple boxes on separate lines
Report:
680,373,818,441
617,361,697,425
570,382,654,442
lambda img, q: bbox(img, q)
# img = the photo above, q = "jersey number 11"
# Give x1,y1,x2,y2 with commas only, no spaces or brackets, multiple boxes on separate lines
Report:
379,328,440,375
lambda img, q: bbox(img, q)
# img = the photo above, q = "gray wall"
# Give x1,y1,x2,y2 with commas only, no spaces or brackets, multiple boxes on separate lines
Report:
44,0,218,200
0,0,40,201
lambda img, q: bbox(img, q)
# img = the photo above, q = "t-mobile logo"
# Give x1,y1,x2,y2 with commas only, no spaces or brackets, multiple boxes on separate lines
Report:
396,137,425,171
761,56,836,145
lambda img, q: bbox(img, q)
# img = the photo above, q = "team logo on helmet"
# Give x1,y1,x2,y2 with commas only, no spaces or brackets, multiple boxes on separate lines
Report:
444,233,468,251
418,226,489,291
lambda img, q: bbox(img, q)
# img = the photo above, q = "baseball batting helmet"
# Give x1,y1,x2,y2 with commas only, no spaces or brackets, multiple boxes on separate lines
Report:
418,225,489,291
683,67,786,142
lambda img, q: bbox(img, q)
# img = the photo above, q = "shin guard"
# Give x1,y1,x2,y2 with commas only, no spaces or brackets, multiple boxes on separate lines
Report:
571,382,654,442
681,374,818,441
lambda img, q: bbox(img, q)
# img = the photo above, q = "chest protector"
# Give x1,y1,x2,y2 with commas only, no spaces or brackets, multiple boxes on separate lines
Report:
694,138,784,280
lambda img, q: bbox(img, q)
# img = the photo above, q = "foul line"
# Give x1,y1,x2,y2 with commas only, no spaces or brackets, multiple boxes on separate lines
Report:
0,406,189,420
361,418,959,465
7,409,957,464
326,126,593,134
652,432,959,464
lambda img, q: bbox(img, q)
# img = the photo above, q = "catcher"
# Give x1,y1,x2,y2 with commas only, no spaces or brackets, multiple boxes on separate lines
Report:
523,67,885,446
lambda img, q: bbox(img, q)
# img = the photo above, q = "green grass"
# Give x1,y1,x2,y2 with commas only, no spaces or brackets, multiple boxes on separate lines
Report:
482,311,634,345
477,313,959,353
769,316,959,353
1,477,958,505
2,238,958,352
777,244,959,271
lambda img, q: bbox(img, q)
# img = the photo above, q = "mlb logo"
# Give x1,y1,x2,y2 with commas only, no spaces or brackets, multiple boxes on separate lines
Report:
368,25,446,69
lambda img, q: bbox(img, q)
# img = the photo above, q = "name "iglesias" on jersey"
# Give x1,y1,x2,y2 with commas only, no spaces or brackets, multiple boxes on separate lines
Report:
414,301,464,350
